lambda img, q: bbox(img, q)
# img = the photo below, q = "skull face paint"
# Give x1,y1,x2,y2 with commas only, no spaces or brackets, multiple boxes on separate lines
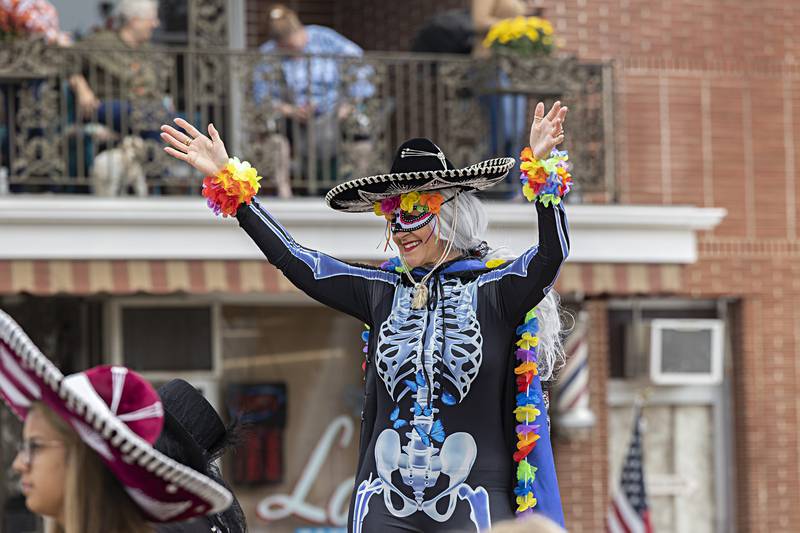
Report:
390,210,436,234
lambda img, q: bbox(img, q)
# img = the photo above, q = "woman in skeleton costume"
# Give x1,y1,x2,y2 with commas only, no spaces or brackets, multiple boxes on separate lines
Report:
160,100,571,532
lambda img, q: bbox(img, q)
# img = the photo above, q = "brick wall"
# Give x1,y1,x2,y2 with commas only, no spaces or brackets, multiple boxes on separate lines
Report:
682,253,800,532
547,0,800,65
565,255,800,533
554,299,610,532
543,4,800,527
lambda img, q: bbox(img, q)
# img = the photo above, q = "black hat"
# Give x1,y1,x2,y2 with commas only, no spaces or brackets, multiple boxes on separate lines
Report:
325,138,515,212
155,379,246,533
157,380,227,465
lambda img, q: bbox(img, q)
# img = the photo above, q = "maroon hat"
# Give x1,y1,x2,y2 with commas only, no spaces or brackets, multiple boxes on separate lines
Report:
0,310,233,523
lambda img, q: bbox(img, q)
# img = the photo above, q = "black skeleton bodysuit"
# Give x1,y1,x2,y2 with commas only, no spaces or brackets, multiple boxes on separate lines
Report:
236,197,569,532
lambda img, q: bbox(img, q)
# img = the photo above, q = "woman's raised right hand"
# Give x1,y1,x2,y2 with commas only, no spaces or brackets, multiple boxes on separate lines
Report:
160,118,229,176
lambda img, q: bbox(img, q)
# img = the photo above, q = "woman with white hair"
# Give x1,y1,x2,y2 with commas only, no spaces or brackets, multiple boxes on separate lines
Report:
160,100,571,532
69,0,161,121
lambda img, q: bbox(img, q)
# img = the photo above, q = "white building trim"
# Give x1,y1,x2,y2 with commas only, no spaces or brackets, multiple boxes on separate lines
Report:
0,197,725,263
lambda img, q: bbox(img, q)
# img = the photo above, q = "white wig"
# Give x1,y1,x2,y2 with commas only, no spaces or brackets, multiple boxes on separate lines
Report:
435,189,487,254
436,188,567,380
116,0,159,21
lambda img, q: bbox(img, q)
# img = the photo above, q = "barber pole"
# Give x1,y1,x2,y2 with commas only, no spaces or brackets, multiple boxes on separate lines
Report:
554,312,596,430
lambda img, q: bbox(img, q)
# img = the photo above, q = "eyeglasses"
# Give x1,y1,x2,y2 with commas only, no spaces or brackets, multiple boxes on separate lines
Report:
15,439,63,467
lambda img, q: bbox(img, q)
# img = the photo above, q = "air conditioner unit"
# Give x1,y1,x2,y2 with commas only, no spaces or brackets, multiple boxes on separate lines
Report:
649,319,724,385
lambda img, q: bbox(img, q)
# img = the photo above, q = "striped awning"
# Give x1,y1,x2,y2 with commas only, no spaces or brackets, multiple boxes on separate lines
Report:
0,260,684,296
555,263,684,295
0,260,298,296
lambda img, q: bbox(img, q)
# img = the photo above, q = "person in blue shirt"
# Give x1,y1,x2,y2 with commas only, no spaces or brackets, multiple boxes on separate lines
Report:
254,5,374,119
252,4,375,184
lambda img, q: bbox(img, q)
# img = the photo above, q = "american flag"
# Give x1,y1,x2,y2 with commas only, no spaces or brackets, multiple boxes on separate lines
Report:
606,406,654,533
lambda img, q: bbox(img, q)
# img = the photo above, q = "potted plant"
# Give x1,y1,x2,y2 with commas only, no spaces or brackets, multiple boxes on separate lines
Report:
482,16,556,58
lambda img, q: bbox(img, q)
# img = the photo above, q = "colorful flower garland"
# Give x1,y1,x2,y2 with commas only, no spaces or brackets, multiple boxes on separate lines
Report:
519,147,572,207
202,157,262,217
373,191,444,220
514,147,569,512
361,325,370,377
512,307,543,517
482,258,544,517
380,256,407,274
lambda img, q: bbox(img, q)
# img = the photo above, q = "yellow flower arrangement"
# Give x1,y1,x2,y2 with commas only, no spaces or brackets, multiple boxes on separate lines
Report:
483,16,556,57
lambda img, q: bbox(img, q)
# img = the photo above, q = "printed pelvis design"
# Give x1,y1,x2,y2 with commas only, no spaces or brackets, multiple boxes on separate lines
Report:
354,279,491,531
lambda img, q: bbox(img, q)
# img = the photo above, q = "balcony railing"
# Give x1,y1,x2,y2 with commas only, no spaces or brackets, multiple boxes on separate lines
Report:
0,40,614,200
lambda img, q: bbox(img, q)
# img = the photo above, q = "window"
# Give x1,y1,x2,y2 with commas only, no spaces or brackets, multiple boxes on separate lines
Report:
121,306,213,372
607,299,734,533
608,303,719,380
111,299,222,410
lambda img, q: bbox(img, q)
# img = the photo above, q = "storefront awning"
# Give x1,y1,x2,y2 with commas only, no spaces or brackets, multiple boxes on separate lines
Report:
0,260,294,296
0,260,683,297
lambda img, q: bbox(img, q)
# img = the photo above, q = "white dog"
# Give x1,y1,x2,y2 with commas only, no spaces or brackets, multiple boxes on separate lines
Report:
91,136,148,196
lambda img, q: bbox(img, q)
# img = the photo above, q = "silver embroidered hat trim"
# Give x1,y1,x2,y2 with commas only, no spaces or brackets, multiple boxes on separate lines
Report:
326,157,516,212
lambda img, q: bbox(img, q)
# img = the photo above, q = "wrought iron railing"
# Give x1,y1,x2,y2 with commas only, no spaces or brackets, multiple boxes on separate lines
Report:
0,41,614,200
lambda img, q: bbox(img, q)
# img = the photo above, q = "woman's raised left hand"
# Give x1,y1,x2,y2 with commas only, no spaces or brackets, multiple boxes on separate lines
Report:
529,101,568,159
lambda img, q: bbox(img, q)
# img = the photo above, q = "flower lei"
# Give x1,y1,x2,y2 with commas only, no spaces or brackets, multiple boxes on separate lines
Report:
481,259,544,517
380,256,407,274
202,157,262,217
513,307,544,516
361,325,370,377
373,191,445,220
519,147,572,207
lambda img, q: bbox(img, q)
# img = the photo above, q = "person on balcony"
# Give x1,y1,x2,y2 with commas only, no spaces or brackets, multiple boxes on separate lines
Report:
252,4,376,193
68,0,166,140
160,99,571,531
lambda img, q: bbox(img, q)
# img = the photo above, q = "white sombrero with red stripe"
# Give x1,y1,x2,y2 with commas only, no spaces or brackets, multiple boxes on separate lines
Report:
0,309,233,523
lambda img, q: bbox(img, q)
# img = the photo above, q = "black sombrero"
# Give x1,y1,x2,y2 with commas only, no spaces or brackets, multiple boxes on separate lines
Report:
325,138,516,212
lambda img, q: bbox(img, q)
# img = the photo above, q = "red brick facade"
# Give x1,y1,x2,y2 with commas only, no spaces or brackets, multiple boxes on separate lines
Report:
554,299,611,532
244,1,800,531
572,4,793,531
576,2,800,527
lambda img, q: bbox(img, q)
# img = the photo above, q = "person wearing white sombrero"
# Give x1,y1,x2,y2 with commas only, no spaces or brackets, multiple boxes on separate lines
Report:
0,310,233,533
160,101,571,532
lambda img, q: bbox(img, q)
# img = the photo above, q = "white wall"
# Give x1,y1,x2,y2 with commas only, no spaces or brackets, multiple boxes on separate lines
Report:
0,197,727,264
